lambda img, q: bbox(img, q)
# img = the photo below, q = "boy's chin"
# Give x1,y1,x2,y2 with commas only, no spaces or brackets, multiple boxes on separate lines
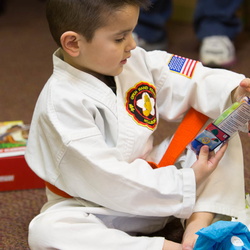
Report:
114,67,124,76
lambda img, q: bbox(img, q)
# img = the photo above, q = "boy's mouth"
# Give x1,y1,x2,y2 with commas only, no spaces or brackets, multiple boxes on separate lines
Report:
120,56,130,64
120,59,127,64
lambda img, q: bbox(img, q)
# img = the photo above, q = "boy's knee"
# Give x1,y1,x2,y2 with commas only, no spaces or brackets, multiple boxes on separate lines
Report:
28,213,57,249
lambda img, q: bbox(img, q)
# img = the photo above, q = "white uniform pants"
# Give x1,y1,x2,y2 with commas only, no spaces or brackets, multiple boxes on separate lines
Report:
28,199,167,250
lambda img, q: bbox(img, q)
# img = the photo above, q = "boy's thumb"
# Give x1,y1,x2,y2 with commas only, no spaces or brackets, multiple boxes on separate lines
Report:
198,145,209,160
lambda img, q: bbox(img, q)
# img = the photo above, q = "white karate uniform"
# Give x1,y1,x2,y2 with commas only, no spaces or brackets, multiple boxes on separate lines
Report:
25,47,246,250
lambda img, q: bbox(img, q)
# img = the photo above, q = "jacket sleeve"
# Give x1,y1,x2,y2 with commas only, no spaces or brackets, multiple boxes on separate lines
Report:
144,50,245,121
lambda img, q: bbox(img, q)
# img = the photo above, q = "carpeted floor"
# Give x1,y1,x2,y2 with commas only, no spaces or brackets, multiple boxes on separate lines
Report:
0,0,249,249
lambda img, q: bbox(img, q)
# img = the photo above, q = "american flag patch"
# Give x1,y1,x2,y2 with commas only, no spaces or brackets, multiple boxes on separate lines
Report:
168,55,198,78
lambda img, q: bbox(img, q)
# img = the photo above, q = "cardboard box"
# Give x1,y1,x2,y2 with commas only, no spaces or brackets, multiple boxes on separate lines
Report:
0,155,45,191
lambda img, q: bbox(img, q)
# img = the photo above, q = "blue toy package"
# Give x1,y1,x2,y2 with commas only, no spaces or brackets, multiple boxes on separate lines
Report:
194,221,250,250
191,96,250,155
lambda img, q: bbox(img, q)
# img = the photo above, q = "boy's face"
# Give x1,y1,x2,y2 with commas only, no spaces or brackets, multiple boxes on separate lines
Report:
76,5,139,78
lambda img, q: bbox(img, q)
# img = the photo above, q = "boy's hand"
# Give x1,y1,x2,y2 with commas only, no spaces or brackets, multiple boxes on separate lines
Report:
232,78,250,137
191,143,228,188
162,240,182,250
182,212,215,250
233,78,250,102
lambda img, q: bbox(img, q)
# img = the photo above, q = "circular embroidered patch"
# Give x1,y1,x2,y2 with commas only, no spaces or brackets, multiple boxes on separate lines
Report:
126,82,157,130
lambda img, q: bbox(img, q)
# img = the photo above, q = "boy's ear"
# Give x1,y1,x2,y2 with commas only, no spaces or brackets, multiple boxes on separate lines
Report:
60,31,81,57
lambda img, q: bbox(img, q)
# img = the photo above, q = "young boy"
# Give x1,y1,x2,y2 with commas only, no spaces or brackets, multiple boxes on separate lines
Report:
25,0,250,249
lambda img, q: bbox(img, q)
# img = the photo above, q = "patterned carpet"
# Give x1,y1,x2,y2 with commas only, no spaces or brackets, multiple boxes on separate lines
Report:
0,189,46,249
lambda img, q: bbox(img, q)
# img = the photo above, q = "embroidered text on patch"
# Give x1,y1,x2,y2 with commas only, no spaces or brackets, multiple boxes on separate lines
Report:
126,82,157,130
168,55,198,78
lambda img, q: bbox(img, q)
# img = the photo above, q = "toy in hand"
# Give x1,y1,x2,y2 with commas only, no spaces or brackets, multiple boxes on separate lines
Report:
191,97,250,155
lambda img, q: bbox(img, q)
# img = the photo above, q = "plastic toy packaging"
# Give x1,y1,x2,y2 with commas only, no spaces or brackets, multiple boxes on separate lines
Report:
191,96,250,155
194,221,250,250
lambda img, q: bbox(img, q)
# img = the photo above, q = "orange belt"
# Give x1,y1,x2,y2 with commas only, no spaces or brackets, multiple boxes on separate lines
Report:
158,107,209,167
45,181,73,198
46,108,209,197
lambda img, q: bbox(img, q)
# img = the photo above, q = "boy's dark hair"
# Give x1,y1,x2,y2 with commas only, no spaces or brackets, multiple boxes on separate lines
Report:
46,0,150,47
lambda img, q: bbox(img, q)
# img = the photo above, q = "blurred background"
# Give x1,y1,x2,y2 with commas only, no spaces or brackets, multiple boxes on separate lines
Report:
1,0,250,123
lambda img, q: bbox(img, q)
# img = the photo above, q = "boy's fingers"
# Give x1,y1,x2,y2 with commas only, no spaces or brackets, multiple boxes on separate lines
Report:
198,143,228,166
214,143,228,160
239,78,250,98
240,78,250,89
197,145,209,161
208,143,228,166
236,78,250,100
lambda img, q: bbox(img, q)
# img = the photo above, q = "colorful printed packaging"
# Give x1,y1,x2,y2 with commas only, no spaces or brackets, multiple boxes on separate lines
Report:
191,96,250,154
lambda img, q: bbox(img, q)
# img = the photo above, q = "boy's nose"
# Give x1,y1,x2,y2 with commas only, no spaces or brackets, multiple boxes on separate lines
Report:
126,34,137,51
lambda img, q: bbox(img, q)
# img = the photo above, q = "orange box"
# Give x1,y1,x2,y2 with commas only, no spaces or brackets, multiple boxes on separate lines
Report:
0,155,45,191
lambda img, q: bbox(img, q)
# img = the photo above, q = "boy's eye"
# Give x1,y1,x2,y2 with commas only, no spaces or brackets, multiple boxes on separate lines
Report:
115,37,126,43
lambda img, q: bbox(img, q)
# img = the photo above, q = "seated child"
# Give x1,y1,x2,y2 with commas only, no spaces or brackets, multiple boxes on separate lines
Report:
25,0,250,249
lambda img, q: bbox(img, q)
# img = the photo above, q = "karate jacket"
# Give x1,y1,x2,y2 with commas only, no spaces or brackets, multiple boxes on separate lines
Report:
25,47,246,232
